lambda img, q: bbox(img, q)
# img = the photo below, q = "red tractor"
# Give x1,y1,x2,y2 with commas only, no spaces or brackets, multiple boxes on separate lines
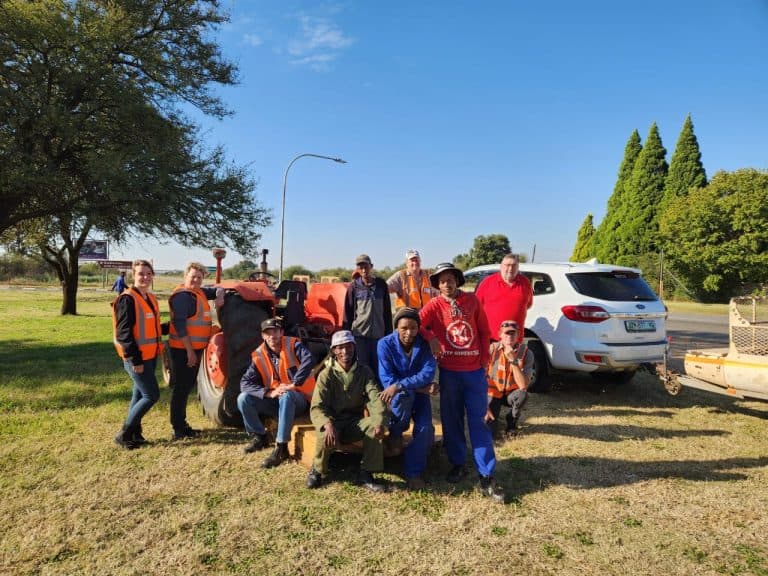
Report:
195,260,348,426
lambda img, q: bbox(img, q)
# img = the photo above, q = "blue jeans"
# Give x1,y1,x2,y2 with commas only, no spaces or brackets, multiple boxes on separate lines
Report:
236,390,309,443
123,358,160,430
439,367,496,478
389,391,434,478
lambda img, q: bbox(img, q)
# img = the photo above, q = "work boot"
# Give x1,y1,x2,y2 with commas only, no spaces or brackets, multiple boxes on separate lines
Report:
446,464,468,484
306,468,323,489
114,427,138,450
357,470,385,493
505,412,518,435
132,424,148,445
261,443,290,468
478,476,505,503
173,424,201,440
243,433,267,454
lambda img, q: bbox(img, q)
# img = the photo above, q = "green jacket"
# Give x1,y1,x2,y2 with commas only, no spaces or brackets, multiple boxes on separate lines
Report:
310,358,387,430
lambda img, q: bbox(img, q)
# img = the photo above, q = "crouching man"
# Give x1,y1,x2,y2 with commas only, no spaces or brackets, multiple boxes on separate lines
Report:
377,307,437,490
237,318,315,468
307,330,387,492
485,320,533,436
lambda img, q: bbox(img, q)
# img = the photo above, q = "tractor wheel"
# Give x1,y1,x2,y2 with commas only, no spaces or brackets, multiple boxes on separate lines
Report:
527,339,551,393
197,345,242,427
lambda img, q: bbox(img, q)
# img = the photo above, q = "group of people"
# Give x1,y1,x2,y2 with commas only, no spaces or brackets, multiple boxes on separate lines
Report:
112,260,224,449
235,250,534,502
111,251,533,503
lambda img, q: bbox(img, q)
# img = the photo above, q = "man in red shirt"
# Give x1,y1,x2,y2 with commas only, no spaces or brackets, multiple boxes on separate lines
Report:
476,253,533,344
419,262,504,503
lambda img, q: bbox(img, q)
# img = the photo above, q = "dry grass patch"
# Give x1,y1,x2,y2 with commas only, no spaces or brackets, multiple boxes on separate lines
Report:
2,290,768,575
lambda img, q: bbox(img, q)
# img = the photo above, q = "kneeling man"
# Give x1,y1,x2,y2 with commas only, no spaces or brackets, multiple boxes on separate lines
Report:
485,320,533,435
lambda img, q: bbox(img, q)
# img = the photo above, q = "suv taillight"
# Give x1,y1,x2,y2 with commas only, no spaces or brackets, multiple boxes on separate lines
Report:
561,305,610,323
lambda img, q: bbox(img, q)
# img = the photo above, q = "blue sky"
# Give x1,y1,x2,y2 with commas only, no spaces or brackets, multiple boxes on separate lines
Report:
113,0,768,272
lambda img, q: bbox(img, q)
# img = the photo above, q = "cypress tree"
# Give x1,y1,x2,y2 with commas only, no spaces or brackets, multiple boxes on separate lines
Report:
661,114,707,214
616,122,668,265
571,213,596,262
593,130,642,263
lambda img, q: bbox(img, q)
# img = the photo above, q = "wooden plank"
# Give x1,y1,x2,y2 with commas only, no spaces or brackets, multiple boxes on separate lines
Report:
288,418,444,469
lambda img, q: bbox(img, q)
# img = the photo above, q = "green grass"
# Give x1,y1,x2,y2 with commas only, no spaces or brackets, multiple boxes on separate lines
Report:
665,300,730,315
2,289,768,575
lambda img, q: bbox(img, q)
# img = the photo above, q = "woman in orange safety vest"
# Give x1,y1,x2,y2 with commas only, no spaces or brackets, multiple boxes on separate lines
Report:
112,259,165,450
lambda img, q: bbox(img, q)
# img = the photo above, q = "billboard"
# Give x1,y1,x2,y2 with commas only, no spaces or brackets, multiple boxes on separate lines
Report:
79,239,108,260
97,260,133,269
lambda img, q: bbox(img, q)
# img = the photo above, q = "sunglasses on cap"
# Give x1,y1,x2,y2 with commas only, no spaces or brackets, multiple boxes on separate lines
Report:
500,321,518,331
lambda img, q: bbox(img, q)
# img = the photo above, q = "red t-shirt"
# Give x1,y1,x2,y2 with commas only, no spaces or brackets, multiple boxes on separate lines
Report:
419,291,491,372
476,272,533,342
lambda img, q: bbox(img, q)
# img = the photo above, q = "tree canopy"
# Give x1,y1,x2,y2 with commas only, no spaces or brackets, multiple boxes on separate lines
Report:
660,169,768,301
0,0,270,313
661,114,707,214
614,123,668,265
593,130,642,263
570,214,595,262
454,234,512,269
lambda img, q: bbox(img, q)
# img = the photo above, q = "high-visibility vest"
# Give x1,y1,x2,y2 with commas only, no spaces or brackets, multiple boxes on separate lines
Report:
487,342,528,398
395,270,433,310
168,285,212,350
250,336,316,401
112,288,163,361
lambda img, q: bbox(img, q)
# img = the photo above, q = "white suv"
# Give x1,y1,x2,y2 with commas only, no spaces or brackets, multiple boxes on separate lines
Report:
464,261,667,391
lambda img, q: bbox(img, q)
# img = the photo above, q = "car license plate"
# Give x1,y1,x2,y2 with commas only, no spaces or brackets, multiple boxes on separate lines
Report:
625,319,656,332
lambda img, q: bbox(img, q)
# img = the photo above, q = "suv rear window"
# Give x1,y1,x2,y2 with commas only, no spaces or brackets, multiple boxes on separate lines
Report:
566,271,658,301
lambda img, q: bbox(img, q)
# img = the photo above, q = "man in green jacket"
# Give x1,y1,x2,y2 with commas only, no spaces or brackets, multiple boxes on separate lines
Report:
307,330,387,492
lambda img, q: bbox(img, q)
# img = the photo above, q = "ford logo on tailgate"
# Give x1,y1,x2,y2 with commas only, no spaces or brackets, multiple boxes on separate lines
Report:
636,304,646,309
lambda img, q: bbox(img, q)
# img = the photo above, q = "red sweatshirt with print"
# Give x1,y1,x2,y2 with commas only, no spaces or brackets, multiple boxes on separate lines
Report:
419,290,491,372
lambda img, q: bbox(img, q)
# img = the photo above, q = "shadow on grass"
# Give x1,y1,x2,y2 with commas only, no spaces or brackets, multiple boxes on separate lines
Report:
1,339,119,382
539,372,768,420
497,455,768,496
0,339,150,410
530,422,729,442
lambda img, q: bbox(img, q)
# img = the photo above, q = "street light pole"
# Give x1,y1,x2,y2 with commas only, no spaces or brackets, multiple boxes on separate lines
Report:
279,153,347,282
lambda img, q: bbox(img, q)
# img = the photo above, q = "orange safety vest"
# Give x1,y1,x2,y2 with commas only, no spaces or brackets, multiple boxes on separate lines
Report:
112,288,163,361
168,285,212,350
487,341,528,398
250,336,316,401
395,270,433,310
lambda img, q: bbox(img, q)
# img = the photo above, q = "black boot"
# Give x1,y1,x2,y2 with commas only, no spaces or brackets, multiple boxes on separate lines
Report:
132,424,148,445
478,476,505,503
243,433,267,454
261,443,290,468
114,426,138,450
505,412,518,434
306,468,323,489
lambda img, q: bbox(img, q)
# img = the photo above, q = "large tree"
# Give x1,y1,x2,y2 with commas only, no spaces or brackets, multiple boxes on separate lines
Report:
614,123,668,266
570,213,595,262
660,114,707,214
0,0,269,314
593,130,642,263
454,234,512,270
660,169,768,301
